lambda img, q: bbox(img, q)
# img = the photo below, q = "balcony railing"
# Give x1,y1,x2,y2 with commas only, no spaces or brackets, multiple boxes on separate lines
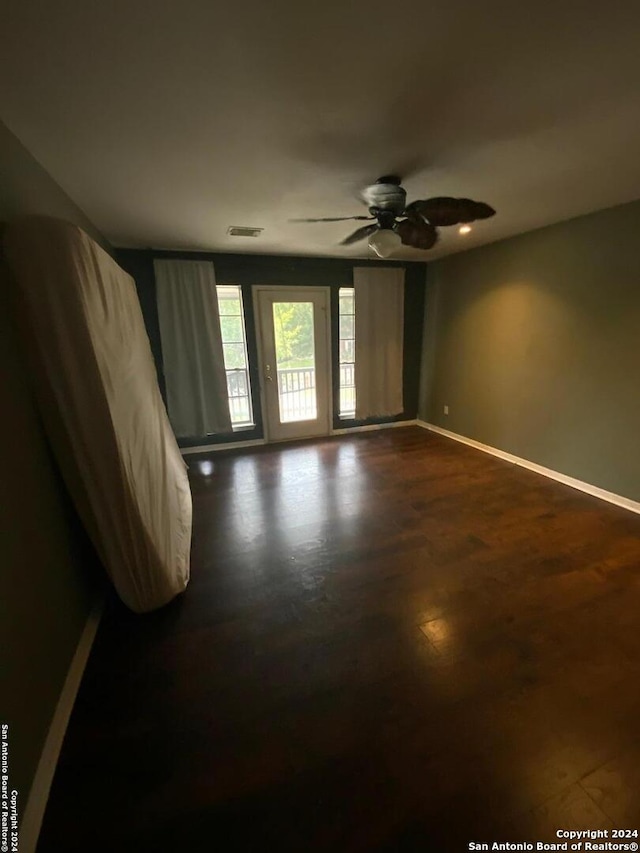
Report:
277,366,317,422
276,365,356,422
339,363,355,418
225,368,253,427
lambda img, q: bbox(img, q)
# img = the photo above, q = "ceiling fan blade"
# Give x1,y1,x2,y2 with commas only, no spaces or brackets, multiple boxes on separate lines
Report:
459,200,496,222
340,223,379,246
395,219,438,250
405,198,495,227
290,215,374,222
405,198,461,226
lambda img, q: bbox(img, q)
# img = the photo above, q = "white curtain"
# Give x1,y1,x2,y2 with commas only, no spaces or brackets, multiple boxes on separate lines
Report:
354,266,405,419
155,259,232,437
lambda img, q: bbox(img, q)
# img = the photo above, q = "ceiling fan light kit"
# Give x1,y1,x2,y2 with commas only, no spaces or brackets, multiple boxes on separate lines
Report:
368,228,402,258
292,174,495,257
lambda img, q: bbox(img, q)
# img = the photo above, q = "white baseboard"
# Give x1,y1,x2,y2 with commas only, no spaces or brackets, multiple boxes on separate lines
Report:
331,419,417,436
416,420,640,516
19,596,104,853
182,421,418,452
181,438,266,455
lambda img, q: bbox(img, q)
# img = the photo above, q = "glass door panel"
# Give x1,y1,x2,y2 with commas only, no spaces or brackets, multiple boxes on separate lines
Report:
255,288,330,442
272,301,317,423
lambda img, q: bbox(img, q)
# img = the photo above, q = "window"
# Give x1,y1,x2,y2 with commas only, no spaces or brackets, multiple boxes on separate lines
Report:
216,285,254,428
338,287,355,418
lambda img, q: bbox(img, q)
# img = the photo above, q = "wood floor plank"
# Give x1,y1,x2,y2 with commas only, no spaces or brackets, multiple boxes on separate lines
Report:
507,783,613,841
580,745,640,824
36,427,640,851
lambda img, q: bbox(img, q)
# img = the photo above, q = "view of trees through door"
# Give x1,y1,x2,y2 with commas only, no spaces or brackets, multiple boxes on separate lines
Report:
272,302,317,422
272,302,314,368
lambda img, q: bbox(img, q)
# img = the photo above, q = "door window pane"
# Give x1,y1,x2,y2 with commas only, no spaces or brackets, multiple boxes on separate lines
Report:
272,302,317,423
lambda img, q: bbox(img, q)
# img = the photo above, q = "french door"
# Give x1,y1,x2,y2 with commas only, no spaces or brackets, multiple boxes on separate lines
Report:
254,287,331,442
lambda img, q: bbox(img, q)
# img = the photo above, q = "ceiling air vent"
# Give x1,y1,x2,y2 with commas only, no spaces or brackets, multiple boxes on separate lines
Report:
227,226,263,238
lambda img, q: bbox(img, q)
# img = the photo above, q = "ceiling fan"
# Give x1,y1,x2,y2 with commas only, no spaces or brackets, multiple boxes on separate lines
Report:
292,175,495,257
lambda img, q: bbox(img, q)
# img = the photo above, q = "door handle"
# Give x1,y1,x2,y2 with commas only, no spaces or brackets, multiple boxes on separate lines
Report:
265,364,273,382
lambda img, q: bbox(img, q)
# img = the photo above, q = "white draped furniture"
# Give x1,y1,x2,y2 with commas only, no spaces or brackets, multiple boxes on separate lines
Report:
4,216,192,613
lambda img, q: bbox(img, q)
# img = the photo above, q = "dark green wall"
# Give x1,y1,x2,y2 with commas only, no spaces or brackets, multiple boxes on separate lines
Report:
0,120,109,251
117,249,427,447
420,198,640,502
0,120,104,814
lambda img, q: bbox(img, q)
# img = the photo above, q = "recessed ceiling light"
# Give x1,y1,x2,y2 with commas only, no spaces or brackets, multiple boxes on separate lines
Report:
459,225,472,235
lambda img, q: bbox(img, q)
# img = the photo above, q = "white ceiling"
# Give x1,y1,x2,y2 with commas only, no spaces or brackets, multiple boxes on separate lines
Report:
3,1,640,261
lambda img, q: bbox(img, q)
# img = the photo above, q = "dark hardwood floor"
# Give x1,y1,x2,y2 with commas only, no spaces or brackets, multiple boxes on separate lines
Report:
37,427,640,851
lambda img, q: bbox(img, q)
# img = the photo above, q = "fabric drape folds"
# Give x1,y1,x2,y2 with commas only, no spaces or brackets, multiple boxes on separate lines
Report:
154,259,232,438
353,266,405,419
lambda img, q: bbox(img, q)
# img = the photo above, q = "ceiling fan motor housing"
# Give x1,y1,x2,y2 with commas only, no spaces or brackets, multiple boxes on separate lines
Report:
362,179,407,214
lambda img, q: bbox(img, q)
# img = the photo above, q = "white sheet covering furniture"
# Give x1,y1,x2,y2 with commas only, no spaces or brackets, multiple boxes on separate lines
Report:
4,216,191,613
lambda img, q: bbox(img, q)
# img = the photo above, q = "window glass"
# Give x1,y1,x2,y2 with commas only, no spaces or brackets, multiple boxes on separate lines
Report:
216,286,254,428
338,287,356,418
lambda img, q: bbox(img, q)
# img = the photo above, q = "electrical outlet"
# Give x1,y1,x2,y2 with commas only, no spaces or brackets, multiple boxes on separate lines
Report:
444,405,449,415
